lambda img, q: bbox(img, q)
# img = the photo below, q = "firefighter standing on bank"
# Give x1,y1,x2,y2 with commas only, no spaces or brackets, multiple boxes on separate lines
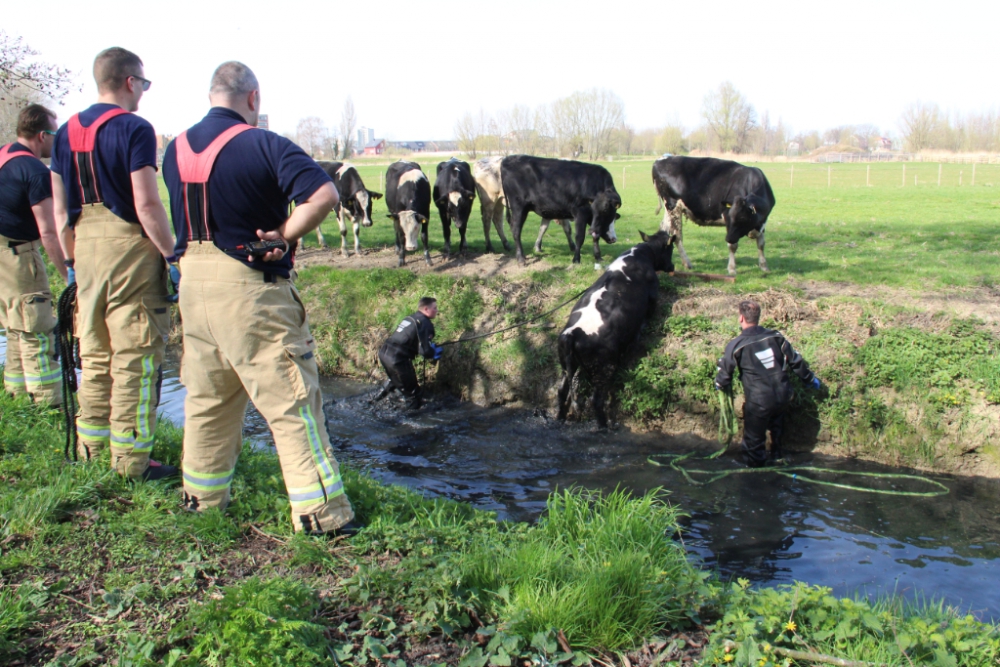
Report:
715,300,821,467
51,48,179,480
0,105,68,405
161,61,357,536
375,297,443,411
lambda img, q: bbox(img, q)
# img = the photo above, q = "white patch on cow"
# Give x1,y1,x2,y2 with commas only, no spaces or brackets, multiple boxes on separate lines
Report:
398,210,421,250
606,247,635,280
448,191,462,207
336,163,352,177
563,287,608,336
755,348,776,369
398,167,427,186
356,189,371,225
606,219,617,242
473,156,504,207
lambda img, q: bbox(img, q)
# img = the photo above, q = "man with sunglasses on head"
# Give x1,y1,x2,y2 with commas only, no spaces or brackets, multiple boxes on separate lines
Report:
51,47,178,481
0,104,68,406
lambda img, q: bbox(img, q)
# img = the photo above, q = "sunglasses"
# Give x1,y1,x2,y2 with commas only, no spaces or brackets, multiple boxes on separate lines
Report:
130,75,152,91
42,130,57,137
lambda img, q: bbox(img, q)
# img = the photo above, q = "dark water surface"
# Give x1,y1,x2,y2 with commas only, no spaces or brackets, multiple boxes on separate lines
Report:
4,337,999,620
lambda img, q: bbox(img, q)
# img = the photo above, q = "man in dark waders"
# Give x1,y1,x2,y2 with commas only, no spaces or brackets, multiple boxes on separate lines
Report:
375,297,442,411
715,300,820,467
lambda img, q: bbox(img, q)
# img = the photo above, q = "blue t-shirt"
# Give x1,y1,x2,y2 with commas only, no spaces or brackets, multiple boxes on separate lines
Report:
0,143,52,241
161,107,332,278
50,103,158,226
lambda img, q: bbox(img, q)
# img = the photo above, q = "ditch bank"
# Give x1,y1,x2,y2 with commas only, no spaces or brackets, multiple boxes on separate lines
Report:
294,248,1000,478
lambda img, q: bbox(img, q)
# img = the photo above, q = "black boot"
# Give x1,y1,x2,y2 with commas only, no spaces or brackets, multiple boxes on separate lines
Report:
371,380,394,402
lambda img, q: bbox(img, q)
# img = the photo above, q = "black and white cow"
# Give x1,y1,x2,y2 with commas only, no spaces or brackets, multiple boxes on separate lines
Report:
652,156,775,276
385,160,432,267
316,161,383,256
471,156,512,253
556,231,675,428
501,155,621,265
433,158,476,257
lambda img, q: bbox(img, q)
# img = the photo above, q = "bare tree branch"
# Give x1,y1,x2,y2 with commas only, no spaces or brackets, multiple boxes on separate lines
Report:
0,30,75,103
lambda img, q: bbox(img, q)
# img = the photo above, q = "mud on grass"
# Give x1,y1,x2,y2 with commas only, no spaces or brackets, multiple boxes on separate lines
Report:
293,263,1000,477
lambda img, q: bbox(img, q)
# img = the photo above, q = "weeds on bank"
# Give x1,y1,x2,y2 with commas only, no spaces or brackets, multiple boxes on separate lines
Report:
703,579,1000,667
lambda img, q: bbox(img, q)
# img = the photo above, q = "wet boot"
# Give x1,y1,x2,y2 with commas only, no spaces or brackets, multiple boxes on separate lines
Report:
371,380,394,403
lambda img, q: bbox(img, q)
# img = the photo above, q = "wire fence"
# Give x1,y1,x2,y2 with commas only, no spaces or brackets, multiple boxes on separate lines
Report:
752,162,1000,189
812,152,1000,164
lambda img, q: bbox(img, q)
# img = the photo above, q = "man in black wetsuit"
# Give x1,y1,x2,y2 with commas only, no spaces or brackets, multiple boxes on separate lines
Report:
375,296,442,410
715,300,821,467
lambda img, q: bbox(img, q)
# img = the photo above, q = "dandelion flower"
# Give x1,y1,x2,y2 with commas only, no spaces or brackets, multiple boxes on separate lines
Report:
723,655,735,663
785,621,797,632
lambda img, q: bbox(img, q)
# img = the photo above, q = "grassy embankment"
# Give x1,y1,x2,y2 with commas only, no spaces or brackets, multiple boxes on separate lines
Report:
2,393,999,666
290,161,1000,473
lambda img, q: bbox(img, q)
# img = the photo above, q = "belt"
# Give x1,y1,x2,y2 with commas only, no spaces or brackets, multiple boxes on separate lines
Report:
7,240,39,255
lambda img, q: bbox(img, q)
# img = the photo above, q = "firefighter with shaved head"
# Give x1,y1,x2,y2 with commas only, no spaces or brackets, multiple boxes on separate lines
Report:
161,61,358,536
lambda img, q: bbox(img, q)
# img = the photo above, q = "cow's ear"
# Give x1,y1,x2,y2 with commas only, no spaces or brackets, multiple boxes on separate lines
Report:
639,230,648,242
368,190,383,200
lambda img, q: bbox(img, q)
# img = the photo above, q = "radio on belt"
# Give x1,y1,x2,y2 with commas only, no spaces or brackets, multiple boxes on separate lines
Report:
234,239,287,256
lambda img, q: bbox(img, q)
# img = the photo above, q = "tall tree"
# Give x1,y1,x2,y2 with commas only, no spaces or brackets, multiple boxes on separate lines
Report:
701,81,756,153
295,116,327,157
454,112,478,158
0,31,74,103
339,96,356,159
899,101,943,151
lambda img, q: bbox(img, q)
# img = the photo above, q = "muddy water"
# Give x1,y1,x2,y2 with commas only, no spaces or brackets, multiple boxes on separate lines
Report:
4,337,999,620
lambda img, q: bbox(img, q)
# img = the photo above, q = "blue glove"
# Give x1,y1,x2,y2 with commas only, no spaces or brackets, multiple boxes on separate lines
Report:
166,262,181,303
810,377,821,390
66,267,76,286
432,343,443,361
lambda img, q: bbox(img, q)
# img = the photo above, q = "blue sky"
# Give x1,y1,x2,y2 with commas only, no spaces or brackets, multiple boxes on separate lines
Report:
14,0,998,139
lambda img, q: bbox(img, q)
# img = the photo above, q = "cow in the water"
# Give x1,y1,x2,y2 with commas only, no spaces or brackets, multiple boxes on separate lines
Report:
316,161,382,255
501,155,621,265
385,160,432,266
556,231,675,428
652,155,775,275
433,158,476,257
472,155,573,256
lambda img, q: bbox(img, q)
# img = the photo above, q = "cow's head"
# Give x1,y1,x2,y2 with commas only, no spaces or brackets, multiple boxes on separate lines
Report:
397,210,427,251
590,189,621,244
639,230,675,273
725,194,771,244
438,187,475,231
353,189,382,228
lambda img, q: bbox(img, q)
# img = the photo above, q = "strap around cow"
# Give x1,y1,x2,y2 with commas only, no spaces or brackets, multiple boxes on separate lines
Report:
0,143,34,171
175,124,255,242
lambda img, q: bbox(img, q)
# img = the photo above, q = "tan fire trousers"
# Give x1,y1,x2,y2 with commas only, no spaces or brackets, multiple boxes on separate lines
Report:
178,242,354,533
0,235,61,405
74,205,170,477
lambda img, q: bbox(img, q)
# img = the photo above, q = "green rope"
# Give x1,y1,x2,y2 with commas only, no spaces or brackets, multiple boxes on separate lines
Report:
717,387,738,446
647,454,950,497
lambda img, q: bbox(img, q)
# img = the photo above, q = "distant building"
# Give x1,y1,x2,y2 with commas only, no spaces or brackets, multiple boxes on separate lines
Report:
363,139,386,156
156,134,174,151
356,126,375,149
875,136,893,151
258,114,269,131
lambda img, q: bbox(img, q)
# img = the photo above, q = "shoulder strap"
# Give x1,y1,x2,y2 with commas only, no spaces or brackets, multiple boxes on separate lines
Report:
175,124,254,184
175,124,255,243
0,143,35,172
67,108,130,152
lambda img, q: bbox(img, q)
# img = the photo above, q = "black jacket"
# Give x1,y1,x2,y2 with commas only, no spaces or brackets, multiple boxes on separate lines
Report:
715,325,814,408
382,311,436,362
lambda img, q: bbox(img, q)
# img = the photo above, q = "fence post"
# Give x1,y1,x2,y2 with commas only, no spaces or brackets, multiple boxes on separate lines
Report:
622,167,626,189
867,164,870,187
790,164,794,187
972,163,976,186
960,170,963,186
379,171,383,190
938,163,942,187
828,165,831,187
902,164,906,187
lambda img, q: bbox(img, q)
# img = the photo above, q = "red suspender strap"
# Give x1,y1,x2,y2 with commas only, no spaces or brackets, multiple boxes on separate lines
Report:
175,124,254,242
67,108,131,205
0,143,34,172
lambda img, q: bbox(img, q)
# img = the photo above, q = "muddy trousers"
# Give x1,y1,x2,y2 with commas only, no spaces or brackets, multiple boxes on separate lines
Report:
377,345,422,410
178,242,353,533
74,206,170,478
741,402,787,467
0,236,61,405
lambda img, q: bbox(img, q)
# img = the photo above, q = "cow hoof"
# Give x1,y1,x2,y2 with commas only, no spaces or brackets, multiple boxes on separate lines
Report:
534,245,543,254
502,242,512,252
484,244,494,254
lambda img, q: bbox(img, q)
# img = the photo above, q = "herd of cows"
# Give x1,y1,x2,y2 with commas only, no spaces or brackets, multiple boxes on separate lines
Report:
309,155,778,425
312,155,776,276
